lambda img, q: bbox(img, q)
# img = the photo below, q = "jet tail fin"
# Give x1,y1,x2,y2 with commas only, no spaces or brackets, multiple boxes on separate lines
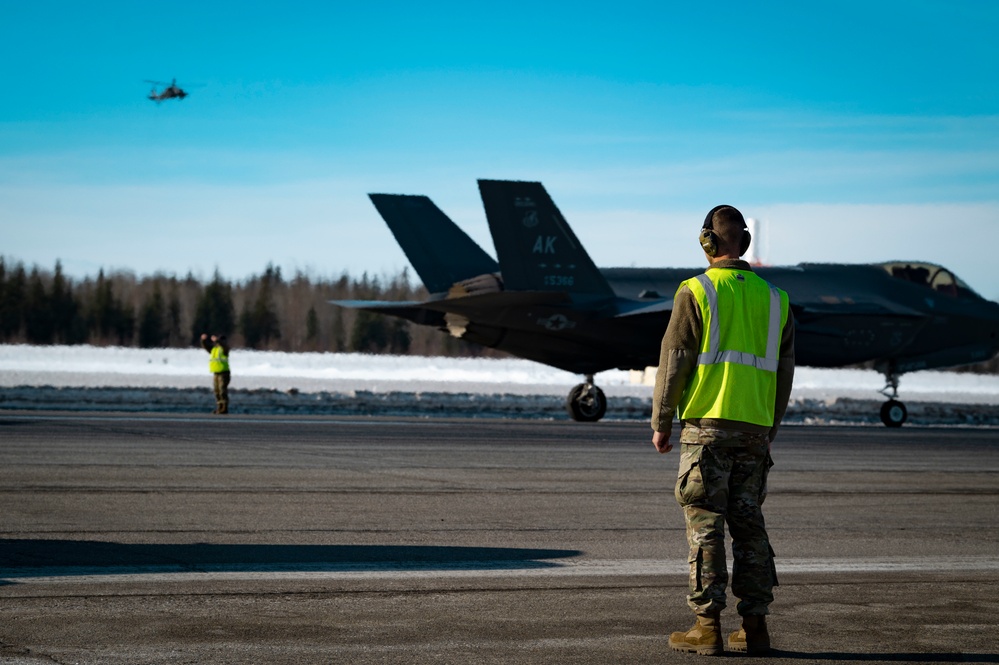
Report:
477,180,615,298
368,194,499,295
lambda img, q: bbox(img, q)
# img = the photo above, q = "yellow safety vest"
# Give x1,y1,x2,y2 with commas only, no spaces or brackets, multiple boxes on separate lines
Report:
678,268,789,427
209,344,229,373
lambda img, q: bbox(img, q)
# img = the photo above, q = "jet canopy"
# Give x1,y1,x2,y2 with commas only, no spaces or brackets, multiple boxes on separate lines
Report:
878,261,982,300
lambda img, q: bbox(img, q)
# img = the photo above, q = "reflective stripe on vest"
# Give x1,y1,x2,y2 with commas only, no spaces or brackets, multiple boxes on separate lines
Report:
209,345,229,373
693,273,783,373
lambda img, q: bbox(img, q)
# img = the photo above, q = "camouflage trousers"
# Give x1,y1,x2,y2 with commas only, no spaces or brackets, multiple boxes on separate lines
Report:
212,371,230,414
674,431,777,616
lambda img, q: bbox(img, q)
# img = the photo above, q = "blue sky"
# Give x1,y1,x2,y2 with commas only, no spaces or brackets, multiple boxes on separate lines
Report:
2,1,998,299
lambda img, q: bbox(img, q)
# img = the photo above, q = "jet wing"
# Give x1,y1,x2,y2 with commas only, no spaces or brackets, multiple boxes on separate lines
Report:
794,296,928,318
330,299,427,310
613,298,674,318
331,291,572,324
424,290,571,313
329,299,447,327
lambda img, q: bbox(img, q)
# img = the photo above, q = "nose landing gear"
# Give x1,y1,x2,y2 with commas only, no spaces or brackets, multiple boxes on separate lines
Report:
566,375,607,422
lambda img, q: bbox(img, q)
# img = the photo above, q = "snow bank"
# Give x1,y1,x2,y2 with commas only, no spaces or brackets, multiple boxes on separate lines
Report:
1,345,997,424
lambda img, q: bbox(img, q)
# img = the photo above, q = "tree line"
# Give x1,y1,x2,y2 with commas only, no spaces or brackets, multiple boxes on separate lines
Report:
0,258,502,358
2,257,997,373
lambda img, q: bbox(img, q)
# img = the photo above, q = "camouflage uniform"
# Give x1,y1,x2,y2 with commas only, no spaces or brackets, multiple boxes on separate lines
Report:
675,426,777,616
652,259,795,619
212,371,230,414
201,335,231,414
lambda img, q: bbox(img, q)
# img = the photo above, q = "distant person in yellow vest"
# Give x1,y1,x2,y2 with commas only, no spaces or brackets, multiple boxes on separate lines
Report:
651,205,795,656
200,333,231,414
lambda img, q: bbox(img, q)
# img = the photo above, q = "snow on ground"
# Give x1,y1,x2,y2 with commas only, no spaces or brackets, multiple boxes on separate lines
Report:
0,344,619,396
1,345,997,424
2,344,998,402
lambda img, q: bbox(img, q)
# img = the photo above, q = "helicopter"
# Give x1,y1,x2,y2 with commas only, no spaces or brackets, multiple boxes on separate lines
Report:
146,79,189,102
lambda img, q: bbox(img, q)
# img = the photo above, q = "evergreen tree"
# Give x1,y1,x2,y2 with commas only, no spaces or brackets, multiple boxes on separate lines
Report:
89,270,114,339
238,302,255,347
350,309,388,352
50,261,85,344
137,283,169,348
88,269,135,345
387,318,411,354
191,271,235,342
24,268,54,344
240,264,281,349
331,308,345,352
167,282,183,346
0,260,27,341
305,306,319,342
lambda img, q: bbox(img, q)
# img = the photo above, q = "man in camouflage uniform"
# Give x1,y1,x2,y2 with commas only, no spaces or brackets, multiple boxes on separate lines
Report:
651,205,795,656
200,333,231,414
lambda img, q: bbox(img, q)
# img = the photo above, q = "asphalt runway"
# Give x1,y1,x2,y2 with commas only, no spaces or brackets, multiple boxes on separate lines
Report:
1,412,998,664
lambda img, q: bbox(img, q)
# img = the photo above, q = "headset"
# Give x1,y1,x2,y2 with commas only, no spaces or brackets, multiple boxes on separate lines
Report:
699,204,751,257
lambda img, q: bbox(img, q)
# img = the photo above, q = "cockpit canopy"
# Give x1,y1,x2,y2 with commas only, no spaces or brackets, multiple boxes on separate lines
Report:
879,261,981,300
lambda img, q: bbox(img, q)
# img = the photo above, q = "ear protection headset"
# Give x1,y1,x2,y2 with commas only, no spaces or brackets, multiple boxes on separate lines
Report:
699,204,751,257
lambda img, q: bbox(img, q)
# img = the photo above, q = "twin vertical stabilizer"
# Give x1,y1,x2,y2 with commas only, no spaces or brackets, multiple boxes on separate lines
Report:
368,194,499,295
477,180,615,299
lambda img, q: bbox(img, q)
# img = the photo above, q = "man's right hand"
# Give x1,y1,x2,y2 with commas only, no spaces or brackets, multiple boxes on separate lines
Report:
652,430,673,454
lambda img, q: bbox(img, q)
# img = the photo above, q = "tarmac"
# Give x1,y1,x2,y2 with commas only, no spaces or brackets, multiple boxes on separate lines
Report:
1,412,998,664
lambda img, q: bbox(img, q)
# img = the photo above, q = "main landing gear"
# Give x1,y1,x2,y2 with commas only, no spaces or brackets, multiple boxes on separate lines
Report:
878,365,908,428
564,369,915,426
566,375,607,422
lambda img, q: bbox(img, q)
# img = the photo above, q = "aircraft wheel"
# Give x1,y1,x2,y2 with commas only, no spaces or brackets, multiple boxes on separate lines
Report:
880,399,907,428
566,383,607,422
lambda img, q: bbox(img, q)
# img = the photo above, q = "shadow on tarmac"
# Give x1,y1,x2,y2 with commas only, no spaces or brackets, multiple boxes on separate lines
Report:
0,539,581,579
770,651,999,662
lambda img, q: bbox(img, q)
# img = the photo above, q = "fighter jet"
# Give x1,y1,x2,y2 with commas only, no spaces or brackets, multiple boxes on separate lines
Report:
332,180,999,426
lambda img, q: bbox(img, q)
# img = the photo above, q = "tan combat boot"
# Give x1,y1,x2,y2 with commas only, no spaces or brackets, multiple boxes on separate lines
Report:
728,614,771,655
669,613,723,656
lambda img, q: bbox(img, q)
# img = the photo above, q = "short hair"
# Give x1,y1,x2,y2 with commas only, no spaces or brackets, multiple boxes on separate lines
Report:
708,206,747,253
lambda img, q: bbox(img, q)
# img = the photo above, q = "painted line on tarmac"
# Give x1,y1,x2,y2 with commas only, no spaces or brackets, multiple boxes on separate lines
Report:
3,556,998,585
0,413,434,426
